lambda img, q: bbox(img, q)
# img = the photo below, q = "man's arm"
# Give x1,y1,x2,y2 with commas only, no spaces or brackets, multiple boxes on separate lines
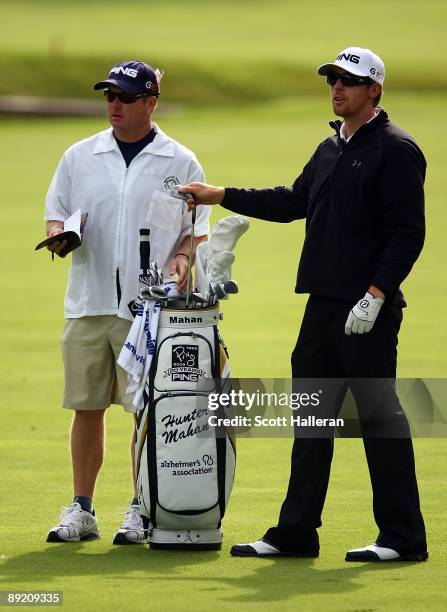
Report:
45,153,72,254
170,234,207,293
368,285,385,299
345,139,425,335
176,234,208,263
371,139,426,299
179,158,313,223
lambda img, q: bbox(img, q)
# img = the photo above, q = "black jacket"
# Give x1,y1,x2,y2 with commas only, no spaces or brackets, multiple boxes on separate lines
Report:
222,109,426,306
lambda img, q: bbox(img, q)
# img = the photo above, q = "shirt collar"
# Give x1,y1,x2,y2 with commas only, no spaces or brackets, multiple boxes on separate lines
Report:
93,123,175,157
340,108,381,142
330,108,387,142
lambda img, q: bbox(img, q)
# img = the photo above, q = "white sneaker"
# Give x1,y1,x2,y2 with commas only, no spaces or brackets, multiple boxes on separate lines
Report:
113,503,148,545
47,502,99,542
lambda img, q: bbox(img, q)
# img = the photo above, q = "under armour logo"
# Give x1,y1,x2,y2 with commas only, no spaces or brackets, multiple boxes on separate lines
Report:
352,160,362,168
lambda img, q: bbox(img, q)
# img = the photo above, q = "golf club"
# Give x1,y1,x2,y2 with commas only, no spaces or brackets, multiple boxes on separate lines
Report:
127,228,152,316
207,282,217,307
190,292,208,307
168,184,196,308
185,203,196,308
139,228,150,277
149,261,163,286
214,283,226,299
140,286,169,300
223,280,238,294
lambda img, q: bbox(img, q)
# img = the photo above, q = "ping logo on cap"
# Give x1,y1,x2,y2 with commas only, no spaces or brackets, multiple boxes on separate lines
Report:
94,60,162,94
109,66,138,78
318,47,385,85
336,52,360,64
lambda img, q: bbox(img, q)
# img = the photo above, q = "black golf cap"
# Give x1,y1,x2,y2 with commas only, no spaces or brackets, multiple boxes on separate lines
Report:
94,60,161,95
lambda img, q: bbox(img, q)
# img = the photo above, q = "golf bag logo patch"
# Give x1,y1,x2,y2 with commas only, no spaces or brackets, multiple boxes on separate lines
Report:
202,454,214,466
159,453,214,475
164,345,206,382
173,345,198,369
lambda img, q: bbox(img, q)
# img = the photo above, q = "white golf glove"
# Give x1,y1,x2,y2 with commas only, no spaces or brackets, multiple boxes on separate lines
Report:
345,292,384,336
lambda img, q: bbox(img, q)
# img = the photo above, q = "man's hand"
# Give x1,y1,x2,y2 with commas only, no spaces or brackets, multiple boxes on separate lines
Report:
168,235,207,293
178,182,225,211
46,221,67,255
168,254,190,294
345,291,384,335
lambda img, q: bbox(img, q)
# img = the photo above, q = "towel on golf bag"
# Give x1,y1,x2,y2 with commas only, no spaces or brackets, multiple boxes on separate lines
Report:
117,281,180,409
195,215,250,295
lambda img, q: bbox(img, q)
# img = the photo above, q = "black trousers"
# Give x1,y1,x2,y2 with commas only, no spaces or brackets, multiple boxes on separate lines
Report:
264,295,427,555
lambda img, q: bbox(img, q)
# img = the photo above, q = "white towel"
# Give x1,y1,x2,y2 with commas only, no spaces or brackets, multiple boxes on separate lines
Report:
118,281,179,410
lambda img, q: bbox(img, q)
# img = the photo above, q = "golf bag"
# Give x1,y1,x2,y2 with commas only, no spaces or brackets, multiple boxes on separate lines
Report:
134,303,236,550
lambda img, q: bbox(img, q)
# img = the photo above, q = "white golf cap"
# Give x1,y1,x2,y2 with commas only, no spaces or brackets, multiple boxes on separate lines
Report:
317,47,385,85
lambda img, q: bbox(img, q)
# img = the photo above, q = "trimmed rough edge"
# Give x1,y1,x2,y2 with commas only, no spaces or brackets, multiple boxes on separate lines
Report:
0,95,181,117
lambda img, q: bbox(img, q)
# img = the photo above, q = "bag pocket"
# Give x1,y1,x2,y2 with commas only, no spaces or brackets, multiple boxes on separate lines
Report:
153,331,216,393
154,393,219,513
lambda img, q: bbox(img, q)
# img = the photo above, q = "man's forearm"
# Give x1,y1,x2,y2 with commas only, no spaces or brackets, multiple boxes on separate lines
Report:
179,179,309,222
222,186,306,223
176,234,207,263
368,285,385,299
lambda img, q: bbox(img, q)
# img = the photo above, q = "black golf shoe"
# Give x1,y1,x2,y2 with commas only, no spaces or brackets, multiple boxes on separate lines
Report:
346,543,428,562
230,538,319,558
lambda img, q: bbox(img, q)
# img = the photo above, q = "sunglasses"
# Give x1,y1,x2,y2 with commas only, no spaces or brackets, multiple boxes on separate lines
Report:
103,89,152,104
326,72,373,87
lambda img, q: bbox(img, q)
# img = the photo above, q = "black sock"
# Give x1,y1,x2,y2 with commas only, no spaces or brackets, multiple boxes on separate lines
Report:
131,497,139,506
74,496,93,513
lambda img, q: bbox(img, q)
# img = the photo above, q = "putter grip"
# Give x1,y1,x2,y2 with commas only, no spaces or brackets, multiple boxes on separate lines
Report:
139,229,150,273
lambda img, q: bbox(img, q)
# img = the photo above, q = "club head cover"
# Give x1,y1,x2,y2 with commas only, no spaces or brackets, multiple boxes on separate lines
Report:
208,215,250,255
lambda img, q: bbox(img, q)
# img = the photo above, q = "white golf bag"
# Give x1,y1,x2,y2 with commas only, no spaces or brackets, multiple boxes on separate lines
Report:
134,302,236,549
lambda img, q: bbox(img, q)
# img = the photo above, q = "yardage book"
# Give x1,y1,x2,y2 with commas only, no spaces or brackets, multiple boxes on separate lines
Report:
35,209,88,258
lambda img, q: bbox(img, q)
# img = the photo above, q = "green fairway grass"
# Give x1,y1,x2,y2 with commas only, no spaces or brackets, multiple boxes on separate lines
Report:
1,0,446,66
1,0,447,101
1,92,446,610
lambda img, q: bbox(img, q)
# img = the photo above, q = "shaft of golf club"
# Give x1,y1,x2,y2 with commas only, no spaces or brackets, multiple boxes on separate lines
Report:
185,205,196,308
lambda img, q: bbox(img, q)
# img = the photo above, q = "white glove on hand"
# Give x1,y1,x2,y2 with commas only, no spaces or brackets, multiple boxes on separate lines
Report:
345,292,384,336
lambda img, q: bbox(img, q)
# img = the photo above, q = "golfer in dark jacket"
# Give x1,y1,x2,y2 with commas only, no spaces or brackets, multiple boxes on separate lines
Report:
179,46,428,562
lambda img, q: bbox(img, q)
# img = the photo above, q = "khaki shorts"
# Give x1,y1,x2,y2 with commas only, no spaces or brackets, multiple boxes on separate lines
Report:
61,315,135,412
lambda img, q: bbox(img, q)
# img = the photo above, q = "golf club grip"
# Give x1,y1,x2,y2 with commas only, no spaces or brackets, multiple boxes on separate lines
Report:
183,191,196,224
139,229,150,273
